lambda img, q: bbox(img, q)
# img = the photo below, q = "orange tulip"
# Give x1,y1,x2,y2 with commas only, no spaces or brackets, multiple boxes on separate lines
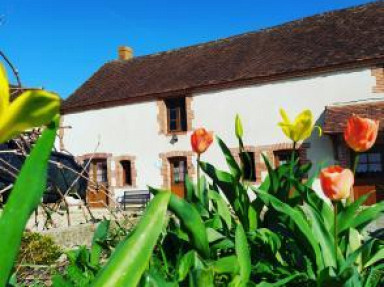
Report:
344,115,379,152
191,128,213,154
320,166,354,201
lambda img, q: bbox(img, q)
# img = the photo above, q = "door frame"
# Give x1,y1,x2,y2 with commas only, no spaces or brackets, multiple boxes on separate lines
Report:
77,153,112,208
168,156,187,197
159,151,194,193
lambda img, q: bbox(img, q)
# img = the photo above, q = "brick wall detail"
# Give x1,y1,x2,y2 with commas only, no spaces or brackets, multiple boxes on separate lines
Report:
372,66,384,93
157,100,167,135
185,96,194,132
111,155,137,188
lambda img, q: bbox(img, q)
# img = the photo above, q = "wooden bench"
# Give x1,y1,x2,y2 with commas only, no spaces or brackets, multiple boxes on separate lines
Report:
119,191,150,211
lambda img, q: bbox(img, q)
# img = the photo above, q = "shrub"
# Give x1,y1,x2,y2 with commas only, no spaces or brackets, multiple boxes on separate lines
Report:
17,232,62,266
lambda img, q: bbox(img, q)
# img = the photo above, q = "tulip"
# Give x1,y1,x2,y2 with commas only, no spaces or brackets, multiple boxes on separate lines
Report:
0,64,60,143
320,165,354,263
235,114,243,139
278,108,321,143
344,115,379,152
191,128,213,155
191,128,213,202
320,166,354,201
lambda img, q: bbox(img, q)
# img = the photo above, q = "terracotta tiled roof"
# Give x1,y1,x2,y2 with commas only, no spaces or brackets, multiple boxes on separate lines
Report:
324,101,384,134
63,1,384,113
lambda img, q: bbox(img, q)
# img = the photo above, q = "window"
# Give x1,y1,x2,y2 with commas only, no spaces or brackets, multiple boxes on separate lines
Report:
91,159,108,183
166,97,187,133
240,152,256,181
170,158,186,184
355,147,384,178
120,160,132,185
274,150,298,167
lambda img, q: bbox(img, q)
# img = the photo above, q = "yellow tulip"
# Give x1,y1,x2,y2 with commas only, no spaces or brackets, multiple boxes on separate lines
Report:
0,64,60,143
278,108,321,143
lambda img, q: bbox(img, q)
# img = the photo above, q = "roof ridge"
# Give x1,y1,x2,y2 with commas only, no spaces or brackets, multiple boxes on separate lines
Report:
107,0,382,65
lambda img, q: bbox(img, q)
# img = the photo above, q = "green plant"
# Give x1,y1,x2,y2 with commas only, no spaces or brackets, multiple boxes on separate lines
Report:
17,232,62,267
143,113,384,286
0,64,60,285
52,191,171,287
52,220,111,286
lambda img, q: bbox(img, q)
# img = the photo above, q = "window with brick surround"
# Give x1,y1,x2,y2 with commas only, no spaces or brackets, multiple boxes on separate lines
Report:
354,145,384,178
240,151,256,181
120,160,132,186
274,149,299,167
165,97,187,133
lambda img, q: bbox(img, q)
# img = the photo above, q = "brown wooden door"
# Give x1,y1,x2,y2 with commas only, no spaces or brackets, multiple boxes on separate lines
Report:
353,185,376,206
87,159,109,208
169,157,187,198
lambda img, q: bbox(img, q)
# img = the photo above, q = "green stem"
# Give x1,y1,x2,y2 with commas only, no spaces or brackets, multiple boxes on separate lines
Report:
352,153,360,175
334,202,338,266
290,142,297,168
288,142,297,199
197,153,201,200
239,139,244,185
350,153,360,203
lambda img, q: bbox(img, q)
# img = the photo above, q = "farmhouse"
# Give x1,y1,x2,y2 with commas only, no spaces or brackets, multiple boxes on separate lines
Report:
60,1,384,207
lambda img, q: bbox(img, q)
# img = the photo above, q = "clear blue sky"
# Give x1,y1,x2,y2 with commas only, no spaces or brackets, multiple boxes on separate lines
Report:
0,0,374,98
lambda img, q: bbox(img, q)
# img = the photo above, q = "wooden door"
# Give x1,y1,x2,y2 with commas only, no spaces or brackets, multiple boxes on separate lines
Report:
353,185,376,206
87,159,109,208
169,157,187,198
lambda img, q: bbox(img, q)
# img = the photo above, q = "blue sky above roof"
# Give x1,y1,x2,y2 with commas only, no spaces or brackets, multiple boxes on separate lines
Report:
0,0,374,98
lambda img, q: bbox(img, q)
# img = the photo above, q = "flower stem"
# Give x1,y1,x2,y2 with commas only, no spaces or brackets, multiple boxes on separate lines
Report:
197,153,201,200
334,202,338,266
288,142,297,198
350,153,360,203
352,153,360,175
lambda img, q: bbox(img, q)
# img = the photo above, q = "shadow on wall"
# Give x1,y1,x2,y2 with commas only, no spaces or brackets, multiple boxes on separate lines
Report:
305,111,335,178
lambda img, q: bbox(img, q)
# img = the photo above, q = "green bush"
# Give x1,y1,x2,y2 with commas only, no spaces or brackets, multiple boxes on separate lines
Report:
17,232,62,266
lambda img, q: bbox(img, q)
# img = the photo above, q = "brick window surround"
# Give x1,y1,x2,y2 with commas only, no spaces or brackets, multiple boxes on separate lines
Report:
230,143,310,183
372,66,384,93
159,151,195,189
112,155,137,188
157,96,194,135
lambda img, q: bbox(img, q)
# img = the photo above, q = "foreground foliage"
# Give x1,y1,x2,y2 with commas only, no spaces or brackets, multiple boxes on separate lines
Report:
18,232,62,267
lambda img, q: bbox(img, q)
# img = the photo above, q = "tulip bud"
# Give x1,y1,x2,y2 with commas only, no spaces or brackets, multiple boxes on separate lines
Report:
320,166,354,201
344,115,379,152
235,114,243,139
191,128,213,155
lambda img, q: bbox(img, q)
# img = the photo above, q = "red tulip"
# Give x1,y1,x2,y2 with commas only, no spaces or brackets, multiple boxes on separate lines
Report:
320,166,354,201
344,115,379,152
191,128,213,155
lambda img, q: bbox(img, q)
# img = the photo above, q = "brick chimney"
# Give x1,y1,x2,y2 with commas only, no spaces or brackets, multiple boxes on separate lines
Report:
118,46,133,60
